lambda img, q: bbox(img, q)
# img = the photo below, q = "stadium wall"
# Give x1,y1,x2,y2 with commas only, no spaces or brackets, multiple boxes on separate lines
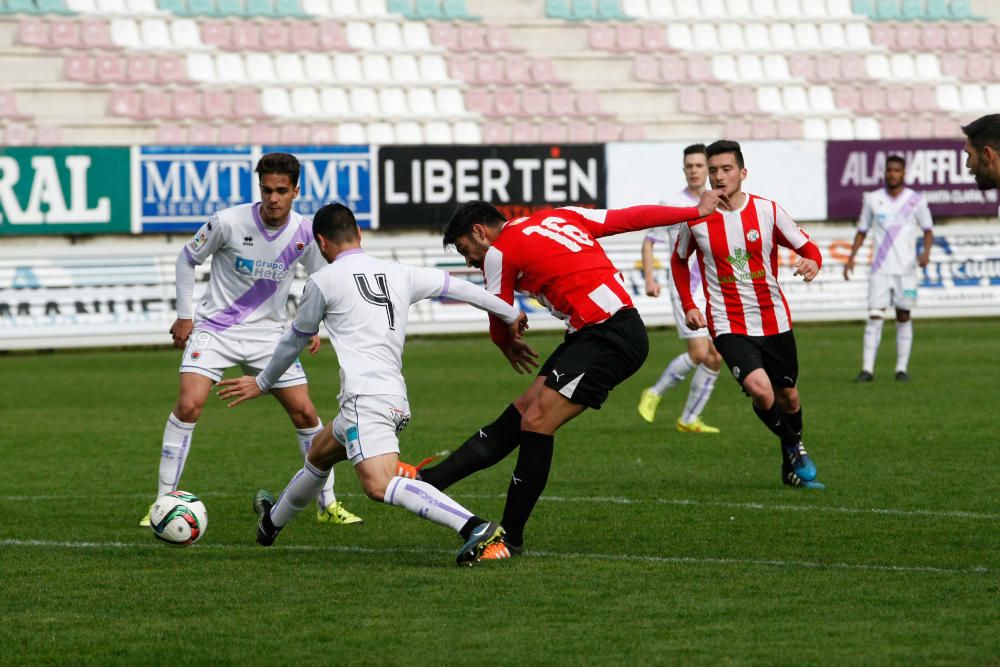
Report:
1,140,998,349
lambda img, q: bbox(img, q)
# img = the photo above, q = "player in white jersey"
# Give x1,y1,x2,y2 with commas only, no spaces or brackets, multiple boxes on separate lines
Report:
637,144,723,433
844,155,933,382
141,153,361,528
217,203,525,565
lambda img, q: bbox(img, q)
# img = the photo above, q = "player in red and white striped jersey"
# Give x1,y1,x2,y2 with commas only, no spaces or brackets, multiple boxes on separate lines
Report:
414,192,723,558
670,140,825,489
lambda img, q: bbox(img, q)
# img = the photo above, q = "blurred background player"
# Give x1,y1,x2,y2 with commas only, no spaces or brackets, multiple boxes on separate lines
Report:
962,114,1000,195
142,153,361,528
671,140,825,490
217,204,525,565
408,192,722,559
637,143,723,433
843,155,934,383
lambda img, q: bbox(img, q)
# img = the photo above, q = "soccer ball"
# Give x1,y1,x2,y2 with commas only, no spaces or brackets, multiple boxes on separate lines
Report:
150,491,208,547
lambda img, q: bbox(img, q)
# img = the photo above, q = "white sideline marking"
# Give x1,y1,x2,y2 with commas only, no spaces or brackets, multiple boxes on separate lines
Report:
0,538,988,575
3,492,999,522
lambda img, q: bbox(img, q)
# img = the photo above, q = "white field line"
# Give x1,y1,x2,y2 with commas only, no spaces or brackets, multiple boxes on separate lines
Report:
0,538,989,576
3,492,999,522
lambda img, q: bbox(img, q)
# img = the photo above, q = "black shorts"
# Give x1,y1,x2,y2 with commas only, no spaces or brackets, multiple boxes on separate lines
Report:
538,307,649,410
713,331,799,389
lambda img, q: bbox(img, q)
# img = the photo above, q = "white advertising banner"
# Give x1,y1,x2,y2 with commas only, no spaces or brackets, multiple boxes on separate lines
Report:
606,141,828,221
2,223,998,350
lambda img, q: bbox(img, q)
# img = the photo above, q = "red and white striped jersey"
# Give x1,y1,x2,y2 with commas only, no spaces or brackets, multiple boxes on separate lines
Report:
483,204,700,346
671,194,822,338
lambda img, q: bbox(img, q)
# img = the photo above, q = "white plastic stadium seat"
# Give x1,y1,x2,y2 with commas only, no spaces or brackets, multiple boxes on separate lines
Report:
139,19,171,49
126,0,159,12
914,54,942,80
718,23,745,49
701,0,726,17
622,0,649,17
424,121,453,144
394,121,423,143
67,0,97,10
666,24,693,50
379,88,407,116
726,0,751,16
402,23,432,49
110,18,141,49
320,88,349,116
756,86,782,113
366,122,395,144
362,54,391,81
349,87,379,116
750,0,776,16
855,117,881,140
277,54,306,82
961,84,987,110
290,87,321,117
245,53,277,83
374,22,403,50
769,23,795,50
345,22,374,49
712,55,738,80
331,0,359,16
793,23,818,50
418,55,448,82
302,0,332,16
98,0,126,12
215,53,246,83
674,1,699,17
890,54,916,80
186,53,216,82
737,54,764,80
803,118,829,140
807,85,836,112
171,20,203,49
986,84,1000,108
775,0,799,17
391,54,419,81
845,23,871,48
865,54,891,79
261,87,292,116
333,54,363,81
304,54,334,81
781,86,809,113
435,87,466,115
453,121,481,144
743,23,769,49
826,0,852,16
692,24,718,49
763,54,789,80
408,88,436,116
828,117,855,140
819,23,846,49
338,122,366,143
648,0,673,18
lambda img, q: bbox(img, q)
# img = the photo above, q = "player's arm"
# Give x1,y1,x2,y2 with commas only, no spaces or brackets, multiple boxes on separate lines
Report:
560,190,722,238
641,237,660,297
481,246,539,373
772,204,822,282
670,226,704,330
172,216,226,348
844,194,872,280
916,197,934,268
409,265,528,340
216,279,326,406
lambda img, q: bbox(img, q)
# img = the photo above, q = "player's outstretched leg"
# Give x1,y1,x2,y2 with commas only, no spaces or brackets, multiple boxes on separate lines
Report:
253,489,282,546
417,404,522,490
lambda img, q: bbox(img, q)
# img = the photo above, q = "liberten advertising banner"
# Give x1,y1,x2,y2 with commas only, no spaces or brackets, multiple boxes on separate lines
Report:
263,144,377,229
378,144,606,230
136,145,255,233
827,139,998,220
0,147,131,235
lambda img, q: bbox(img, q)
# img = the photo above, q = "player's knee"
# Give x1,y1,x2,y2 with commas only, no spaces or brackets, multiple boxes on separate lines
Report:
896,310,911,323
173,398,203,423
777,392,800,413
519,402,547,433
287,404,318,430
361,477,388,502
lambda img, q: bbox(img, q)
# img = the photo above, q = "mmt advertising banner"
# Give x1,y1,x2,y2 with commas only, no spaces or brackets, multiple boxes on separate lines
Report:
0,147,131,235
378,144,606,230
264,144,377,229
137,145,255,233
826,139,998,220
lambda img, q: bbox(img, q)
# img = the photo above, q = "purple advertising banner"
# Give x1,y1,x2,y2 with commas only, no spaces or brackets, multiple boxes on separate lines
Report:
827,139,998,220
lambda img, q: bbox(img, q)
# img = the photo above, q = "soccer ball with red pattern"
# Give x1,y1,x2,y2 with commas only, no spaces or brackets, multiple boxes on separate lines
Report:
150,491,208,547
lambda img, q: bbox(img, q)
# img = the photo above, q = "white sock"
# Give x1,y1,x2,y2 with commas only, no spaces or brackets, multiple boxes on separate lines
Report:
384,476,474,534
681,365,719,424
862,318,884,374
652,352,695,394
295,422,335,509
157,413,196,497
271,460,329,528
896,320,913,373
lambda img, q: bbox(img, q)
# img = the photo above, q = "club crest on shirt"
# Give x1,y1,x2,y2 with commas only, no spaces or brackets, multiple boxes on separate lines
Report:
746,229,760,243
191,351,202,361
189,231,209,251
295,241,305,253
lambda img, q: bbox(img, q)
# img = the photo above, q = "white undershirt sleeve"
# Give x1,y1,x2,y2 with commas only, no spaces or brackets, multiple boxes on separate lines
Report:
442,275,520,325
174,251,197,319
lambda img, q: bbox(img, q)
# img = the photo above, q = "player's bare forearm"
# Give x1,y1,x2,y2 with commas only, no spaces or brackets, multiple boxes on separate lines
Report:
169,318,194,349
307,334,322,354
844,231,866,279
641,241,660,297
919,230,934,267
216,375,263,407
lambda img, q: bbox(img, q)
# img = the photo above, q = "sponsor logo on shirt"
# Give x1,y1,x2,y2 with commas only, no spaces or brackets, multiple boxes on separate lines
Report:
189,231,208,251
234,256,289,281
720,248,765,284
243,235,254,247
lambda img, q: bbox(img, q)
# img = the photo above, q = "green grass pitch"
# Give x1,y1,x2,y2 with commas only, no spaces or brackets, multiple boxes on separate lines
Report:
2,318,998,666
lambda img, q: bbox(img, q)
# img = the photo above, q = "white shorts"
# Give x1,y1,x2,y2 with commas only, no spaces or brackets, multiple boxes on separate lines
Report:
669,278,710,341
180,328,307,388
333,394,411,465
868,273,918,314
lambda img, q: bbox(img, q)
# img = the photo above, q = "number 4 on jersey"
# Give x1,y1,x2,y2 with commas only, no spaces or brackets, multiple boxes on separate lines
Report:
354,273,396,330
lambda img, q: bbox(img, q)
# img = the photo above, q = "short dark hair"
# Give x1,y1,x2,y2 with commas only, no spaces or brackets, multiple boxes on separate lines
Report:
442,201,506,247
313,203,359,244
886,154,906,168
256,152,300,186
962,114,1000,152
683,143,707,157
705,140,744,168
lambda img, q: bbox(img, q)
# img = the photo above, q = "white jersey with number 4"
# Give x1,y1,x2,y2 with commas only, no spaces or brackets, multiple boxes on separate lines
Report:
857,187,933,277
182,202,326,339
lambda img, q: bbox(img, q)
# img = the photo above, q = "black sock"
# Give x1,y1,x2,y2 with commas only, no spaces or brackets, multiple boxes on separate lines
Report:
500,431,554,547
459,515,487,541
784,409,803,438
419,404,522,490
752,403,799,448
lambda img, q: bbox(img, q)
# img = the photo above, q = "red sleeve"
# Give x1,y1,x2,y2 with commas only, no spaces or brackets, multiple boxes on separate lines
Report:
671,249,697,314
795,240,823,269
565,205,702,238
